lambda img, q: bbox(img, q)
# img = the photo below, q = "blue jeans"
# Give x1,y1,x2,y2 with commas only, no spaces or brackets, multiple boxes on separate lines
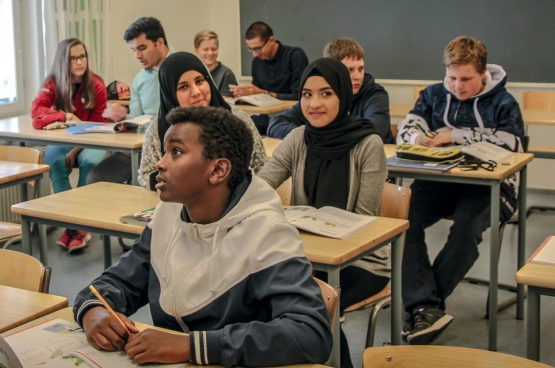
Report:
45,145,105,193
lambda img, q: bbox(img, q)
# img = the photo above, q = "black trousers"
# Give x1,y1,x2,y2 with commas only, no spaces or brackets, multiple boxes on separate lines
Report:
402,180,512,313
316,266,389,368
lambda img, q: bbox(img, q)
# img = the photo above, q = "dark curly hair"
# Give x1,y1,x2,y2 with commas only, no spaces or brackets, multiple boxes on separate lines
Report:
166,106,254,190
124,17,167,45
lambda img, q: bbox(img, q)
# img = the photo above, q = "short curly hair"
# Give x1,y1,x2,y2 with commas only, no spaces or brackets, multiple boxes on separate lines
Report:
166,106,253,190
124,17,167,45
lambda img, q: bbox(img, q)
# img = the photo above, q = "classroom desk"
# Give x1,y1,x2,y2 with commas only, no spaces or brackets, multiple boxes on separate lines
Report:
262,137,281,157
384,144,534,351
389,103,413,119
0,285,68,334
0,115,145,185
2,307,329,368
0,160,50,262
11,182,408,367
11,183,158,269
516,245,555,362
234,100,297,116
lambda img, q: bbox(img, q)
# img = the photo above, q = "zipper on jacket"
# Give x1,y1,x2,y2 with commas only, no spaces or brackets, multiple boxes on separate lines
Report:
454,102,462,122
193,223,199,240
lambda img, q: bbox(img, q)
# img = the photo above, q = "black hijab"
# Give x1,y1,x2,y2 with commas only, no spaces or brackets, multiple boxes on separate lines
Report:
301,58,379,209
157,51,231,155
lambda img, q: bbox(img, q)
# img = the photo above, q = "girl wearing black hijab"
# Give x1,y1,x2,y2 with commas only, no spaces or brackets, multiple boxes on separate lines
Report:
138,52,267,189
258,58,388,368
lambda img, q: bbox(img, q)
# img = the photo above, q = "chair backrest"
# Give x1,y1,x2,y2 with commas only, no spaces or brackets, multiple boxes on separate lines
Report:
0,146,41,164
414,86,426,102
314,277,339,329
0,249,47,292
381,182,411,220
523,91,555,111
362,346,552,368
276,177,292,206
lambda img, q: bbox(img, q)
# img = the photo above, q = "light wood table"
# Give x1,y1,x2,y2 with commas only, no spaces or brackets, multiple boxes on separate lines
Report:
12,182,408,368
385,144,534,351
2,307,329,368
235,100,297,116
262,137,281,157
0,160,50,262
11,183,159,269
0,115,145,185
389,103,413,119
516,239,555,362
0,285,67,333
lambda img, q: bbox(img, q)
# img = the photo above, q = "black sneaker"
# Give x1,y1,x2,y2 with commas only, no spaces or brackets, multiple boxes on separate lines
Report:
407,306,453,345
401,312,413,340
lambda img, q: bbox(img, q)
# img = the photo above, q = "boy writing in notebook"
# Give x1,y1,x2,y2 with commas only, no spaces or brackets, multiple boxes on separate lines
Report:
73,106,332,366
397,36,525,344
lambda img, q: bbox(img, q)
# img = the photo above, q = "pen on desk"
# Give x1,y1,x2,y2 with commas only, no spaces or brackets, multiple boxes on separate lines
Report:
65,124,76,127
89,285,133,336
416,123,434,138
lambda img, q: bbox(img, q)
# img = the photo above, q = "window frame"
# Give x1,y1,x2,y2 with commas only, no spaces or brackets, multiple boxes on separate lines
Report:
0,0,25,118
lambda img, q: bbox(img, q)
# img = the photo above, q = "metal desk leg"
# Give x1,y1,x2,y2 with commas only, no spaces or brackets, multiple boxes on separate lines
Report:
391,233,405,345
517,166,527,319
527,286,540,361
131,150,140,186
20,215,32,255
103,235,112,270
327,266,340,368
489,182,501,351
37,175,48,265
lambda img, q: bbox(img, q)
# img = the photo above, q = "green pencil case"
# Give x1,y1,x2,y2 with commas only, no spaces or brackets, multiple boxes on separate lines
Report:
396,143,464,163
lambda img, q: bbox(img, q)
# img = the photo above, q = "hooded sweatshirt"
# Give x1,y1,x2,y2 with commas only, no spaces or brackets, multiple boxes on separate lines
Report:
267,72,393,143
73,172,332,367
397,64,525,210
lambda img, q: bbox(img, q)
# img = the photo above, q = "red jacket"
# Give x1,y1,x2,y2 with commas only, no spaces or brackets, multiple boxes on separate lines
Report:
30,75,107,129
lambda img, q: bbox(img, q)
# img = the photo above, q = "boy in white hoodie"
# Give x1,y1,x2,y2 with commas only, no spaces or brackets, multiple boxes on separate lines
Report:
74,106,332,367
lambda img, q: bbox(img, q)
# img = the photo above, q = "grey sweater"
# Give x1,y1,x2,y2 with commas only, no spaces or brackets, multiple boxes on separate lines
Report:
257,126,390,277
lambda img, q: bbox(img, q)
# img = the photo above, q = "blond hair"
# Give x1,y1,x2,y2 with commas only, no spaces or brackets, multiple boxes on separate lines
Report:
194,29,219,49
443,36,487,73
323,37,364,61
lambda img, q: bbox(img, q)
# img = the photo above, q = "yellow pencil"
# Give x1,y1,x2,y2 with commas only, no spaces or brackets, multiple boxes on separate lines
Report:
89,285,133,336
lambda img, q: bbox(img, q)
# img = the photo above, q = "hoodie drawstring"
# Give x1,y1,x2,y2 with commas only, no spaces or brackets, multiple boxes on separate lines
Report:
473,98,485,133
442,93,455,129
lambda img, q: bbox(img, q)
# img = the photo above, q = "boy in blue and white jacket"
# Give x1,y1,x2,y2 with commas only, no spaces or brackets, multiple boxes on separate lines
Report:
74,106,332,367
397,36,525,345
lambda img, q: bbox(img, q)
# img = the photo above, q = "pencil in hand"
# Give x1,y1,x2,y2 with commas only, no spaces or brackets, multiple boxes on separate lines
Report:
89,285,133,336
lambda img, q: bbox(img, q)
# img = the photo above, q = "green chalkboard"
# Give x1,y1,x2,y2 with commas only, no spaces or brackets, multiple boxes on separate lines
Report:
240,0,555,83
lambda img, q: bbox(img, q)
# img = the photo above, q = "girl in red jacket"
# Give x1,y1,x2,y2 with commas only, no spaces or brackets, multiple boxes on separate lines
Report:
31,38,107,253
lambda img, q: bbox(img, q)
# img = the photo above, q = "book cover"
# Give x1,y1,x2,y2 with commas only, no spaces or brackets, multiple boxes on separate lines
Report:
119,207,155,227
2,318,187,367
528,235,555,265
66,115,153,135
283,206,376,239
387,156,461,172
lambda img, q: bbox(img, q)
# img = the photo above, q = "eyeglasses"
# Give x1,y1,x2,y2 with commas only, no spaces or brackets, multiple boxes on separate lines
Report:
70,54,88,63
247,39,268,54
458,159,497,172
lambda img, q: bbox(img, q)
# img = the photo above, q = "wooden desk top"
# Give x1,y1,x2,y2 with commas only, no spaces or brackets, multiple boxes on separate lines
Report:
0,115,144,149
0,161,49,186
384,144,534,180
235,100,297,115
262,137,281,157
11,182,159,235
301,217,408,265
516,263,555,289
3,307,329,368
0,285,68,333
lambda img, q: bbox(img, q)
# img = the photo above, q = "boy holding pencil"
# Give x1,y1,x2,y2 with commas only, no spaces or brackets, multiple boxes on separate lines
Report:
73,106,332,366
396,36,525,345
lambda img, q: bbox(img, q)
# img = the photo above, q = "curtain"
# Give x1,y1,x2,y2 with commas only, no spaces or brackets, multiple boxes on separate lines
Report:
42,0,112,82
